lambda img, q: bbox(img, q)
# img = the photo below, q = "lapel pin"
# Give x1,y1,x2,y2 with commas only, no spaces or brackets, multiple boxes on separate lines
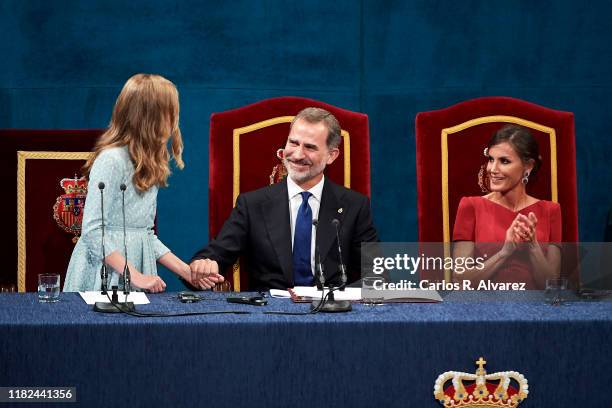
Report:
337,208,343,214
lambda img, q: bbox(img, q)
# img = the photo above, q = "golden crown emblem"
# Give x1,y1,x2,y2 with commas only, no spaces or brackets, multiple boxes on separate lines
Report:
60,176,87,195
52,175,88,242
434,357,528,407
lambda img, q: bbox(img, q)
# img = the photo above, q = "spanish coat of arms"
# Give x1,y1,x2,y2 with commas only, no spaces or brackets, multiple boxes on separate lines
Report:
52,176,87,243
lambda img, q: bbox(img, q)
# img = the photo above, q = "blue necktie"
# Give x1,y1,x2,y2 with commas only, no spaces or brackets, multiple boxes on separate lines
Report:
293,191,313,286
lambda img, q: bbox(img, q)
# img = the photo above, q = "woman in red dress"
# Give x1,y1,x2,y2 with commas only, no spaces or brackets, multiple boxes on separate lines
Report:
453,124,561,289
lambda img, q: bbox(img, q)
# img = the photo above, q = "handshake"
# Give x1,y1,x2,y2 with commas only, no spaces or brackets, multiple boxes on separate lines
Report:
188,259,225,290
131,257,224,293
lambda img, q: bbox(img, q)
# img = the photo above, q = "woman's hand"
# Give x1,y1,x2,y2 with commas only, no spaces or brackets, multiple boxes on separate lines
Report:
132,272,166,293
157,252,224,290
189,259,225,289
513,212,538,244
502,218,520,257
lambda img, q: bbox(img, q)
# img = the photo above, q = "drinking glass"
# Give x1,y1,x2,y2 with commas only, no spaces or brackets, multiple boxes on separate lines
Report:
361,276,385,306
545,278,568,306
38,274,60,303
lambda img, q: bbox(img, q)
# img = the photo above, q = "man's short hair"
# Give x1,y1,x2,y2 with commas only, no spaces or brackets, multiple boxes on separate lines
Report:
291,107,342,149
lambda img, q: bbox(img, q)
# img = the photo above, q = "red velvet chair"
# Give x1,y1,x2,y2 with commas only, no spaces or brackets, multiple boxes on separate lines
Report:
1,130,102,292
209,96,371,291
415,97,578,282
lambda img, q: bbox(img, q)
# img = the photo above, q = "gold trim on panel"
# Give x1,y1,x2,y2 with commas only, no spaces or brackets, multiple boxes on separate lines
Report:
232,116,295,205
17,151,92,292
230,116,353,291
340,129,351,188
232,262,240,293
440,116,558,281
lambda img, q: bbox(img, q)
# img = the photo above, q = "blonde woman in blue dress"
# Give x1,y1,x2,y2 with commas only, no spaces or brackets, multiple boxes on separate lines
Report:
64,74,224,292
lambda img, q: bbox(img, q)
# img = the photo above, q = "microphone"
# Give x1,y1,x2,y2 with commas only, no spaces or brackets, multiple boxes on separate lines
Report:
98,182,108,294
332,218,347,290
120,183,131,295
93,182,135,314
312,220,325,290
309,218,352,313
94,181,120,313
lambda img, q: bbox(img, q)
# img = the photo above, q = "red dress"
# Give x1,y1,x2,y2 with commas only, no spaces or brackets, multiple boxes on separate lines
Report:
452,196,562,289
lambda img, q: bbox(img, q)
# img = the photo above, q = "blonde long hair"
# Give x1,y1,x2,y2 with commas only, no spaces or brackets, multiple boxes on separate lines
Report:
83,73,184,192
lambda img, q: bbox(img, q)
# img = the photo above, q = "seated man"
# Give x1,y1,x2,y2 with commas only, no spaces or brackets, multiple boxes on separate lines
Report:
191,107,379,290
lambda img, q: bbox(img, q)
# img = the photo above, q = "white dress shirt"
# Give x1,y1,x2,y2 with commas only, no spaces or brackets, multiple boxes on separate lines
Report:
287,175,324,276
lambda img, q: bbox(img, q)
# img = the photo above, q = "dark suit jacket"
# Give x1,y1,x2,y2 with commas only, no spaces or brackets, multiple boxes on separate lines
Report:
192,178,379,290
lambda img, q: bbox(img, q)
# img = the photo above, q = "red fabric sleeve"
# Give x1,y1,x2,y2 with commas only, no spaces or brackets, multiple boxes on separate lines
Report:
550,202,562,242
453,197,475,241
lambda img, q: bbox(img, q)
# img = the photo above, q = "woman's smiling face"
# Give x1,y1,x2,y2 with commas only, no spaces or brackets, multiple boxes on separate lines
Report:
486,142,532,193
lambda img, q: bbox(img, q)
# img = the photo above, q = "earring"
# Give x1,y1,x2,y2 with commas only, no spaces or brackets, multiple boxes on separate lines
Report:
522,171,530,185
478,165,490,192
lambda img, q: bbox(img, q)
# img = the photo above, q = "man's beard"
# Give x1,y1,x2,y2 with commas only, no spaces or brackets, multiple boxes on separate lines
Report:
283,158,326,184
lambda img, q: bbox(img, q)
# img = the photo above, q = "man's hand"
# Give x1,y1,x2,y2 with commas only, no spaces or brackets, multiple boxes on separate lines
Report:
189,259,225,289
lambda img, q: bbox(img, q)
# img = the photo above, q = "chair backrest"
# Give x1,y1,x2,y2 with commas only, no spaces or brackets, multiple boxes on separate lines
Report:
209,96,370,290
1,129,103,292
415,97,578,281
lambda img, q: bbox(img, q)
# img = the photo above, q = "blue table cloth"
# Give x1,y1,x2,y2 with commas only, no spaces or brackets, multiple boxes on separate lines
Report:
1,291,610,407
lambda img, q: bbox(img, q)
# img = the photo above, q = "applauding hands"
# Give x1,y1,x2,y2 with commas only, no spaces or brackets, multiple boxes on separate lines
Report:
502,212,538,256
512,212,538,243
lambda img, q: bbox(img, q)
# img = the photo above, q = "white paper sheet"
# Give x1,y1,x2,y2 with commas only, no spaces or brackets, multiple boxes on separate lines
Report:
269,289,292,298
269,287,442,302
269,287,362,300
79,291,150,305
292,286,363,300
375,289,442,303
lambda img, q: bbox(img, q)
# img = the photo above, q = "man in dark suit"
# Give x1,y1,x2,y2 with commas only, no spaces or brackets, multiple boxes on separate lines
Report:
190,107,378,290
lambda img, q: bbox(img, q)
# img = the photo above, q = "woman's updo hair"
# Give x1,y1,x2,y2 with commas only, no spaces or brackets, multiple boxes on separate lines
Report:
488,124,542,175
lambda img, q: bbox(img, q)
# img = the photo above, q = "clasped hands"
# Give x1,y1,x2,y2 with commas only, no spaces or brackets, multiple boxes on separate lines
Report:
502,212,538,255
189,259,225,290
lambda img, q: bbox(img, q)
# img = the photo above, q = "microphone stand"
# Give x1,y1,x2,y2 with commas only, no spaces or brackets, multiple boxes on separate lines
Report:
120,183,133,296
93,182,113,312
93,182,135,313
333,218,348,291
98,182,108,294
312,220,325,291
310,218,352,313
118,183,135,311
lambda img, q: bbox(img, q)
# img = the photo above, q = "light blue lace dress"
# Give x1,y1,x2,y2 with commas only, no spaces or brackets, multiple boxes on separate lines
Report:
63,146,169,291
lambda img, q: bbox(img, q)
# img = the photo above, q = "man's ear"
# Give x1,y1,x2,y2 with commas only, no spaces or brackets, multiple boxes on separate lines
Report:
327,147,340,165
